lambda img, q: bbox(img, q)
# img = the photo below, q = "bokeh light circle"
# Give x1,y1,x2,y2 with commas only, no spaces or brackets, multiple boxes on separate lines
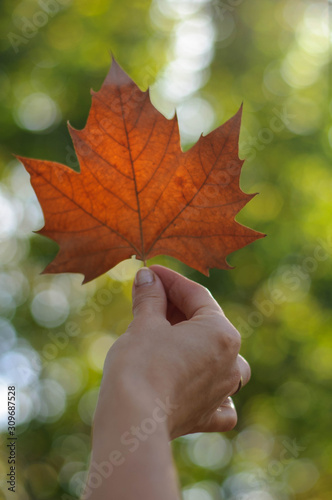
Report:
31,289,70,328
15,92,60,132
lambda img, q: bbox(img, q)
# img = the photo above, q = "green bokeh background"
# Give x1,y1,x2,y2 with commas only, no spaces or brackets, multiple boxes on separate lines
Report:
0,0,331,499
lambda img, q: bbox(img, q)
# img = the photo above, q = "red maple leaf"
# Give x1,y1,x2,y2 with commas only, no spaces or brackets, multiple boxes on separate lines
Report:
18,58,265,283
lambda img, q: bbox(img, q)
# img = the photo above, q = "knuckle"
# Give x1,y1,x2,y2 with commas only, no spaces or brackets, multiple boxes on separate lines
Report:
132,291,159,314
227,328,241,350
230,329,242,351
214,323,241,354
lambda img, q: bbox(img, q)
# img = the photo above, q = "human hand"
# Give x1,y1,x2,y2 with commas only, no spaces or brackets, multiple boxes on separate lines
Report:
97,265,250,440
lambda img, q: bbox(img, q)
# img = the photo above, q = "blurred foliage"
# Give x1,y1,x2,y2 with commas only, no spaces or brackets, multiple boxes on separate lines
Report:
0,0,331,499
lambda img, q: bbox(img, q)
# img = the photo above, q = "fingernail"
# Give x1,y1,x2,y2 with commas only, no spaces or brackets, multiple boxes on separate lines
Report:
135,267,155,286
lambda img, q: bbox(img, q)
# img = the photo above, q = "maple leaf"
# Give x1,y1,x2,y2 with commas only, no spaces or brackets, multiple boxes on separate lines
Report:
18,58,265,283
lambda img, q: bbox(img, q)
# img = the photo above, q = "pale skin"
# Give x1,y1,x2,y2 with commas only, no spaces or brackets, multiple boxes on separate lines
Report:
82,265,251,500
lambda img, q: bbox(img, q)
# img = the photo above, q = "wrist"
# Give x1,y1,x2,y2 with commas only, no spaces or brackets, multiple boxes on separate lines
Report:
86,370,182,500
93,371,178,442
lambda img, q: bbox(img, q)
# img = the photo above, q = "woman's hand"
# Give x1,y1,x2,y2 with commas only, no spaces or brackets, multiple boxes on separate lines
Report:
96,265,250,440
85,266,251,500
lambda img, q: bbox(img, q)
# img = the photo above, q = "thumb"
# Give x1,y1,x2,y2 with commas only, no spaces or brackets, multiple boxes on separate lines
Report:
132,267,167,321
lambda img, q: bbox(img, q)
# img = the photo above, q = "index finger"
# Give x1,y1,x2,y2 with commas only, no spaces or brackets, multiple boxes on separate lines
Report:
150,265,222,320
